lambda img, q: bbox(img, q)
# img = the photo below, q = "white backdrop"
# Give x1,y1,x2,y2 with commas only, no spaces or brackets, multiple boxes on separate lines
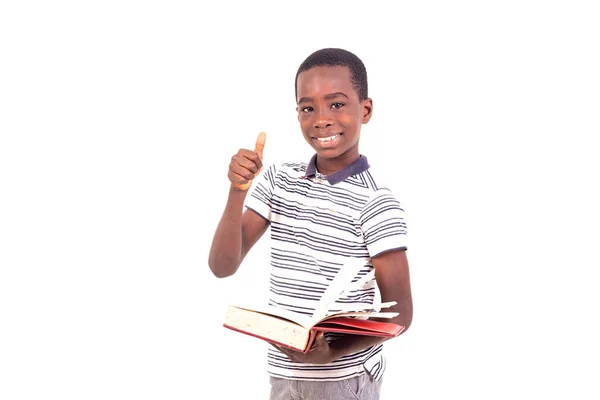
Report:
1,1,599,399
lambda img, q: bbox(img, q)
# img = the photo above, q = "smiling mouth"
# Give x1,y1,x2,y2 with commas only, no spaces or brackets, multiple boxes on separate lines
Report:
314,133,341,142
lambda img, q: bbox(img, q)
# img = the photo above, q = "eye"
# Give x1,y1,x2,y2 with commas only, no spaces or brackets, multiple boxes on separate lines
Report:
301,106,313,113
331,102,345,109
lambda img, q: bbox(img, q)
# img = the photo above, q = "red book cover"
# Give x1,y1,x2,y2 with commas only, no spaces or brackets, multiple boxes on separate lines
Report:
224,311,404,354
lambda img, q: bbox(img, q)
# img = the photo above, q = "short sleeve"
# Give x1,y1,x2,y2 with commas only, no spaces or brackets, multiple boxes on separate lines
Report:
244,163,278,222
360,189,408,258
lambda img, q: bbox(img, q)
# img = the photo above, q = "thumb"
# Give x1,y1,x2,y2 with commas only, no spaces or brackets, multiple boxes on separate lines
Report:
254,132,266,160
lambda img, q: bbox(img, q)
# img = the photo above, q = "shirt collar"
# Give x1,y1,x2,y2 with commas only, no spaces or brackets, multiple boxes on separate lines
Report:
304,154,370,185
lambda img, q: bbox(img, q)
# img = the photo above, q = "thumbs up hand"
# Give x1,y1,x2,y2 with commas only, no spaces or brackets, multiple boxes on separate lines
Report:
228,132,266,191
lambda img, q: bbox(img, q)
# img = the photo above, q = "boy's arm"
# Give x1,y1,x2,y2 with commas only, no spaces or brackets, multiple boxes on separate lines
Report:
276,249,412,364
208,133,269,278
208,188,269,278
329,249,412,355
372,249,413,328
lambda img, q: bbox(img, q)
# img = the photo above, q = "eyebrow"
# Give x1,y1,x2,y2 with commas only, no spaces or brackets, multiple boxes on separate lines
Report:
297,92,349,104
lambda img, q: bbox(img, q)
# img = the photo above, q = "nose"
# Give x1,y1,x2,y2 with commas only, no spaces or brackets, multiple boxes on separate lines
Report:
314,108,333,129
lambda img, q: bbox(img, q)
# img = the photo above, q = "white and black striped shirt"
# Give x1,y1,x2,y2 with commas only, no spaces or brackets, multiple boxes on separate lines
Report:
245,154,408,381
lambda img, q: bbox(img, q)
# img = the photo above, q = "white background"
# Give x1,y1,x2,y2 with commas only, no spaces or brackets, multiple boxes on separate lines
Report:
1,1,599,399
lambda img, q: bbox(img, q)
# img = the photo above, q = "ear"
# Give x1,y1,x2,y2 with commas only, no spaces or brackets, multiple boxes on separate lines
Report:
296,106,300,122
362,98,373,124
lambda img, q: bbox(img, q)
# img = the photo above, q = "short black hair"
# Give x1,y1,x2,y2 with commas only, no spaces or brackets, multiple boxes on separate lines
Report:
295,48,368,102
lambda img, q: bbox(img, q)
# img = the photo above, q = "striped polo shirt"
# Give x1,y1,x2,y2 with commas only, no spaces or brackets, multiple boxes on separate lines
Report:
245,154,408,381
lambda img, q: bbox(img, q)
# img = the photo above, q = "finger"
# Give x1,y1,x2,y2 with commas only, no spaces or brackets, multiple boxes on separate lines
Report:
234,154,259,174
254,132,266,161
275,345,298,357
269,343,281,352
230,164,255,181
309,332,324,349
276,347,298,362
228,171,250,185
234,150,262,173
229,163,257,180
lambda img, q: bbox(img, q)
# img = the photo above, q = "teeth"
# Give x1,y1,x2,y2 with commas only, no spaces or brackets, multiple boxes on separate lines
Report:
317,134,339,142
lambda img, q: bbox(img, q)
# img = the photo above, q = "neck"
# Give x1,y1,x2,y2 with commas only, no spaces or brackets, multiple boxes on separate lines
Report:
316,152,360,176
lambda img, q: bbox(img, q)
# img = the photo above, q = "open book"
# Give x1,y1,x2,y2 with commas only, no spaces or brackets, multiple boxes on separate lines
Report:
223,302,404,353
223,261,404,353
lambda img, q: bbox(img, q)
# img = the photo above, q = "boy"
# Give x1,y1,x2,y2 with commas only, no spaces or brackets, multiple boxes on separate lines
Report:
208,48,413,400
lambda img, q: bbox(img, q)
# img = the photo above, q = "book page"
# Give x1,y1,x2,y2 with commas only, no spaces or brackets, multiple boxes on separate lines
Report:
231,303,314,328
310,259,366,323
325,301,398,314
310,260,395,324
230,260,398,330
319,311,399,321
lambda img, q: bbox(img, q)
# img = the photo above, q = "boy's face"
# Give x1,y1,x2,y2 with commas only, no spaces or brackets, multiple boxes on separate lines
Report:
296,66,372,162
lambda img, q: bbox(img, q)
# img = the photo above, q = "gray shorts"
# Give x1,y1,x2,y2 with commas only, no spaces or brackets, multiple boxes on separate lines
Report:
269,374,383,400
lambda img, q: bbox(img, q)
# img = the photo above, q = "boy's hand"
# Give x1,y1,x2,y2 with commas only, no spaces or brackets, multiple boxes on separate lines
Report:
274,332,336,364
228,132,266,191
